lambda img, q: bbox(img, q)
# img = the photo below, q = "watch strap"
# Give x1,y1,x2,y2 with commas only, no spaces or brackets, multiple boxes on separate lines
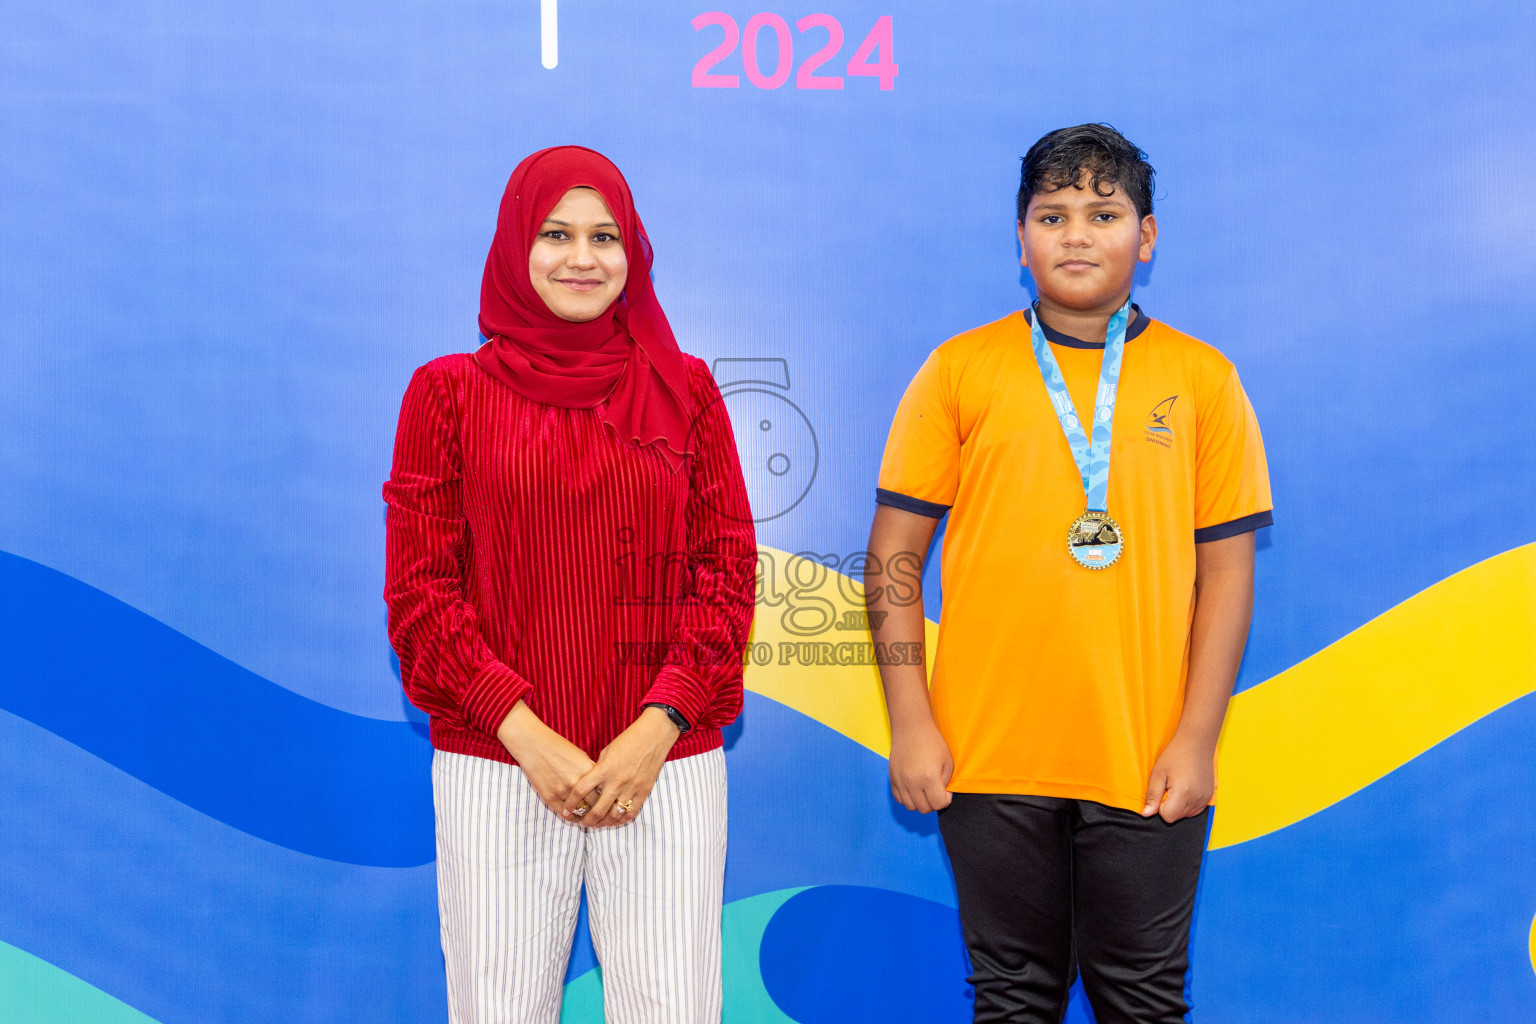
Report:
644,702,691,735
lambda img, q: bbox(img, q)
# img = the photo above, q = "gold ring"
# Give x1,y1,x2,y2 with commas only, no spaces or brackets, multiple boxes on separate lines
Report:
616,799,634,815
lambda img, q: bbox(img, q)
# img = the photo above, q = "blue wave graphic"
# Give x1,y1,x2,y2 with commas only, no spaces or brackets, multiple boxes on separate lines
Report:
0,552,433,866
761,886,970,1022
0,707,444,1024
756,885,1096,1024
8,542,1534,1023
1194,689,1536,1022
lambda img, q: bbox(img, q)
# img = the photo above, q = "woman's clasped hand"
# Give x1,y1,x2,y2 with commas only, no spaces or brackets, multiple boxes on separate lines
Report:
496,701,683,828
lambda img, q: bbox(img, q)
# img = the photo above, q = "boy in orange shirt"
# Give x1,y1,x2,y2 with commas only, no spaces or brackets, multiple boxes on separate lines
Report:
866,124,1271,1022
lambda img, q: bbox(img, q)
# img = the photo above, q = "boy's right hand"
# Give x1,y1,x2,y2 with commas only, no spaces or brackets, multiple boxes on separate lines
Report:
889,722,954,814
496,702,596,819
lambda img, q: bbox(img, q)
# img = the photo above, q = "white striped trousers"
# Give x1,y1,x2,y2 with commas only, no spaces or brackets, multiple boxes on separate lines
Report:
432,747,727,1024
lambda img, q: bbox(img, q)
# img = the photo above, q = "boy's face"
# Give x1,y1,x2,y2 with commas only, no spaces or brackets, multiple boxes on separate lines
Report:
1017,175,1156,312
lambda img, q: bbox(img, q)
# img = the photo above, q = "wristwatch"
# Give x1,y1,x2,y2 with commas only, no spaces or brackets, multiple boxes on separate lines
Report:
644,702,691,735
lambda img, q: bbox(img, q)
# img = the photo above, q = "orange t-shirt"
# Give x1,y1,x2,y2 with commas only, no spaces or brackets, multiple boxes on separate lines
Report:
876,308,1272,811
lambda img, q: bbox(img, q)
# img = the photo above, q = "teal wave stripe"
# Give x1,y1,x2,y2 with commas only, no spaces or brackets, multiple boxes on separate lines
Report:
0,940,163,1024
559,888,806,1023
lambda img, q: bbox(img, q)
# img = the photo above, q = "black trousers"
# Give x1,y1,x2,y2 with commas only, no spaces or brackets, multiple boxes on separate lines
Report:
938,794,1208,1024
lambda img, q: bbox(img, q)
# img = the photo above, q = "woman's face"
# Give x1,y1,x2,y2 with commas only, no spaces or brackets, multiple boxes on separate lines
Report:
528,187,629,322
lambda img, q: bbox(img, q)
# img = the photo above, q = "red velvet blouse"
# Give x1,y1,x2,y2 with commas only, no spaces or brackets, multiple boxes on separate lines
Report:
383,353,756,764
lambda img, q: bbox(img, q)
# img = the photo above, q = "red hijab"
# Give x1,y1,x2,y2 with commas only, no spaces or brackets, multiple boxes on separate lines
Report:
475,146,695,471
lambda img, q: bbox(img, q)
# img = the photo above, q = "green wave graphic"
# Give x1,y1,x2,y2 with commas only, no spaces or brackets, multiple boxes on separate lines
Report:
560,888,806,1023
0,939,161,1024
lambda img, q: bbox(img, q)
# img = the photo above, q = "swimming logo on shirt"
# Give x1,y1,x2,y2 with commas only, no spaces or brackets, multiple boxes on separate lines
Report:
1145,395,1178,448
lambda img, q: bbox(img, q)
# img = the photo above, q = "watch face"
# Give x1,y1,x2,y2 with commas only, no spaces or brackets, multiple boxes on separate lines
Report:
697,386,819,523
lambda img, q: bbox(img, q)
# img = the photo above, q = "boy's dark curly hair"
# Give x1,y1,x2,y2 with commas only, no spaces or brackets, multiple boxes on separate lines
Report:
1017,124,1155,222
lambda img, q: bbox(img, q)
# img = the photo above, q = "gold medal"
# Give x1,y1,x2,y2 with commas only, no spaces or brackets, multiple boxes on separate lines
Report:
1067,511,1124,570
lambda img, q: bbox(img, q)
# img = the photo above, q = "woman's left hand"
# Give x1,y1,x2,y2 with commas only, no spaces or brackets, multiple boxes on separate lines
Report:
563,707,683,827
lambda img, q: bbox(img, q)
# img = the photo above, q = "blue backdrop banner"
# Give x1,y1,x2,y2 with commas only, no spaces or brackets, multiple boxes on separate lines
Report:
3,1,1535,1021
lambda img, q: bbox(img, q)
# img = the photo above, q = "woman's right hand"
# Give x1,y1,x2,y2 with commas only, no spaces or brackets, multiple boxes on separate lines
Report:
496,702,596,819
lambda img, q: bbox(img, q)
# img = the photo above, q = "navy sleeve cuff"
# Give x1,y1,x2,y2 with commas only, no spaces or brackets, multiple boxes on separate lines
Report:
1195,509,1273,543
875,487,951,519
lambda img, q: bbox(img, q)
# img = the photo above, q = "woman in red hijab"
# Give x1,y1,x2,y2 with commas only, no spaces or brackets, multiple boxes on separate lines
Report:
384,146,756,1023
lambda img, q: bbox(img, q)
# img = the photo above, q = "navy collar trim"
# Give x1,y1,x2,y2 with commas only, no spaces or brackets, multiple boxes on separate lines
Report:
1023,303,1149,349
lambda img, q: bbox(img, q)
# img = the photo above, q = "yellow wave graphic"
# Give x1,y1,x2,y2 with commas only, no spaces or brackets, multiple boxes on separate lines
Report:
743,546,932,757
743,543,1536,847
1210,543,1536,848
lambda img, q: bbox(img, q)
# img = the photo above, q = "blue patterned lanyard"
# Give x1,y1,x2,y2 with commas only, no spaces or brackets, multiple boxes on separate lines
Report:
1026,300,1132,514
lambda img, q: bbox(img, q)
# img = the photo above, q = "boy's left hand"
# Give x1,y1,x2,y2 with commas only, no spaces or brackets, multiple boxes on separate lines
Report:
1142,733,1216,823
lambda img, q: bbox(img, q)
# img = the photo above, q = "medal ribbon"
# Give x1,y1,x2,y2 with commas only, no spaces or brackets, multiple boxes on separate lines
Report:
1027,299,1132,514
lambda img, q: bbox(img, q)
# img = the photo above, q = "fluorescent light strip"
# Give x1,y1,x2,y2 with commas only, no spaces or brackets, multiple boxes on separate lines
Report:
541,0,558,69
